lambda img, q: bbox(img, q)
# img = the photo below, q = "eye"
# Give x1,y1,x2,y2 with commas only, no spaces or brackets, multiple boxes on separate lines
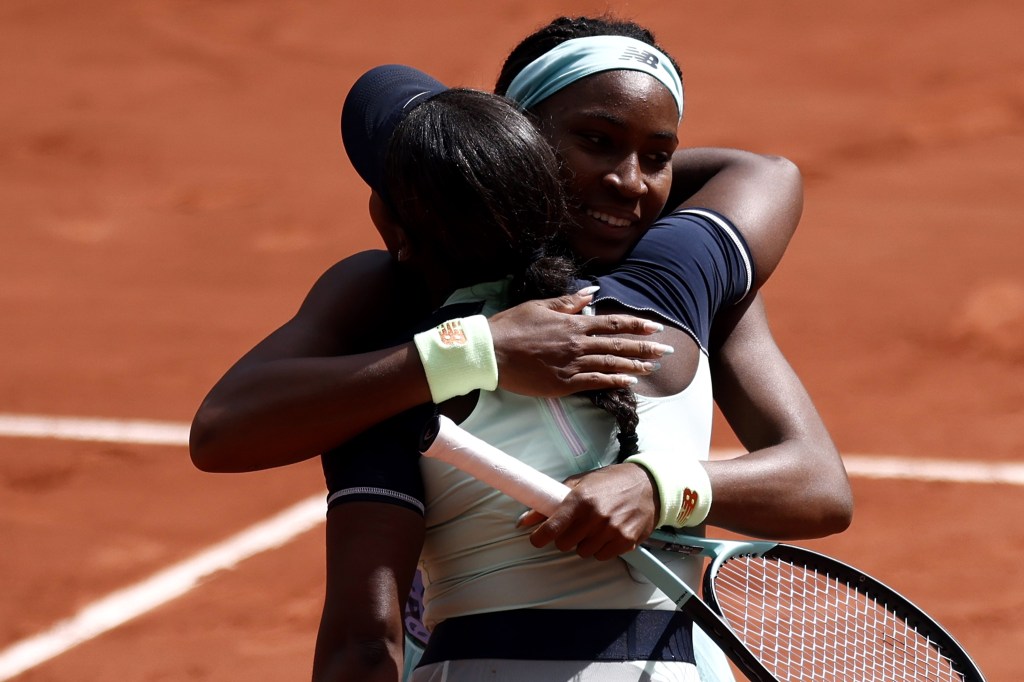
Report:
646,151,672,166
577,131,611,148
640,151,673,174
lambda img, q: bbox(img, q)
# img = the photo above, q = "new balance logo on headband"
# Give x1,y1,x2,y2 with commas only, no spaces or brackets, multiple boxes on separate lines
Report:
505,36,683,120
620,46,660,68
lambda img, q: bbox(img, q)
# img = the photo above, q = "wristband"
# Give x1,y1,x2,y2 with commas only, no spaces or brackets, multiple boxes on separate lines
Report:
625,451,712,528
413,315,498,403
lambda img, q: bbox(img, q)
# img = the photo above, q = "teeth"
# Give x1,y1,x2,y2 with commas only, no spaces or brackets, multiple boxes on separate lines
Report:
586,209,633,227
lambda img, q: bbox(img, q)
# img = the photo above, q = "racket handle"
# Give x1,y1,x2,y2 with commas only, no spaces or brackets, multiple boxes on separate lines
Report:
421,415,571,516
419,415,696,607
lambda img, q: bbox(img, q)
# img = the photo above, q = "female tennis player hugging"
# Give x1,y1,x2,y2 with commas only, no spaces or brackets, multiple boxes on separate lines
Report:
306,25,849,682
190,15,853,682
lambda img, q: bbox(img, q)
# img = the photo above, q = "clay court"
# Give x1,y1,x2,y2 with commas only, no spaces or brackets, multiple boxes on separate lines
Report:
1,0,1022,679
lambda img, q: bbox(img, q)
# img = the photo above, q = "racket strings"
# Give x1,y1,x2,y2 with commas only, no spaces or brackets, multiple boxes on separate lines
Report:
710,556,965,681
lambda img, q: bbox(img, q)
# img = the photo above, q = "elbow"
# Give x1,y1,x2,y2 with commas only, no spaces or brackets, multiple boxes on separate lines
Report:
833,476,855,532
808,472,855,537
820,488,854,536
774,154,803,229
761,153,803,207
746,155,804,288
188,428,218,473
188,407,231,473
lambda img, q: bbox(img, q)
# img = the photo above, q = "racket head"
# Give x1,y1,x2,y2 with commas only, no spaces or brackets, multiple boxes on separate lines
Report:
702,541,986,682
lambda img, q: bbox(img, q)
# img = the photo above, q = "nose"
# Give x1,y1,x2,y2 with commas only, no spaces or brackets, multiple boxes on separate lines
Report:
604,153,647,198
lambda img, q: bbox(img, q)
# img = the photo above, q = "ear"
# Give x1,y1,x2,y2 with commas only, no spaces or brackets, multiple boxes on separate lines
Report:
368,192,412,262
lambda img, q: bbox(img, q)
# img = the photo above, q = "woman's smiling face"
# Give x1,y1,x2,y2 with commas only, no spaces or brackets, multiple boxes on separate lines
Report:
529,69,680,268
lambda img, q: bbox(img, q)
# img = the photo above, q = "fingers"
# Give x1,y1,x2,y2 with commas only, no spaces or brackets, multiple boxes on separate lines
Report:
582,336,674,361
580,313,666,336
529,515,638,561
543,286,602,314
559,356,667,391
515,509,546,529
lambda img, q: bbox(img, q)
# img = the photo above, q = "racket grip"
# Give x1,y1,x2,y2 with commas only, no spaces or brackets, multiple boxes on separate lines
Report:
421,415,571,516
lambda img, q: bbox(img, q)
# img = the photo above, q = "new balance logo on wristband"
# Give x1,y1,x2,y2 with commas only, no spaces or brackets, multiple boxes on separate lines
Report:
437,320,467,347
414,315,498,403
677,488,700,526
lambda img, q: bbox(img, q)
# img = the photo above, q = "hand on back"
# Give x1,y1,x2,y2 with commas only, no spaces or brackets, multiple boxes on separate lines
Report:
488,289,674,397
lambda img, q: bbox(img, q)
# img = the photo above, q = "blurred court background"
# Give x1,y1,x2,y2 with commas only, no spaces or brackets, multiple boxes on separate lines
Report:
1,1,1021,679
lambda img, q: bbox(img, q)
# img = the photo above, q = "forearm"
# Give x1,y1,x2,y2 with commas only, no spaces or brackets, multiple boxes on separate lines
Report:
190,344,430,472
705,434,850,540
706,295,852,539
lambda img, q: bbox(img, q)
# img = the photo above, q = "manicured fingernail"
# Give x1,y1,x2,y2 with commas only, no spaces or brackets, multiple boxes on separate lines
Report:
643,321,664,333
621,375,639,385
655,343,674,355
515,510,530,527
577,285,600,296
645,361,662,372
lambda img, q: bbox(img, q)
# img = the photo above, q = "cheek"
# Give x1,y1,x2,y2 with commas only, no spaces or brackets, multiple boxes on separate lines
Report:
558,152,601,200
644,171,673,215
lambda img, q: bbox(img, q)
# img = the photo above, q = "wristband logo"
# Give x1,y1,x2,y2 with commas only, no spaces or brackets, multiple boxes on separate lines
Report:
436,320,467,347
676,488,699,525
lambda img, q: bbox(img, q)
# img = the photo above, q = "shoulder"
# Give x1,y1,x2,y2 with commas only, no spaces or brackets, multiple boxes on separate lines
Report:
293,250,430,354
637,209,750,267
592,209,754,351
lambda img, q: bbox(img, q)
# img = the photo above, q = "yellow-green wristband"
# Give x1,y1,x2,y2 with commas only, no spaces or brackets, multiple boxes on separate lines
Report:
413,315,498,404
625,450,712,528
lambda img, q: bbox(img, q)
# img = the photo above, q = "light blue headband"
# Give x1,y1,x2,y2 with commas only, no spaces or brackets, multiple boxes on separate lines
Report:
505,35,683,119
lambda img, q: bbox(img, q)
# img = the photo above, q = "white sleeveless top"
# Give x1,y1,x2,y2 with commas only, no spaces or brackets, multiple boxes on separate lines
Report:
418,280,714,629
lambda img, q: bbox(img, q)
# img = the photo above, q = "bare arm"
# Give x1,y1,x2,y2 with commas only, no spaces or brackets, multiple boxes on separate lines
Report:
671,147,803,286
527,298,852,550
312,502,423,682
190,251,434,472
705,294,853,539
190,251,666,473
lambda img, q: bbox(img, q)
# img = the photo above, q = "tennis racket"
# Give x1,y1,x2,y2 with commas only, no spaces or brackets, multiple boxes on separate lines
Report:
419,414,986,682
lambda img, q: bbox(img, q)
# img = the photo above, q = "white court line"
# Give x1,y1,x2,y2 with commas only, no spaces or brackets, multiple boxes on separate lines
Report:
1,411,1022,679
0,493,325,681
842,454,1024,485
2,412,1023,485
0,414,189,446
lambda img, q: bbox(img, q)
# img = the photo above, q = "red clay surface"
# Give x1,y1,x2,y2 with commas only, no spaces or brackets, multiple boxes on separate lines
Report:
1,0,1022,679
